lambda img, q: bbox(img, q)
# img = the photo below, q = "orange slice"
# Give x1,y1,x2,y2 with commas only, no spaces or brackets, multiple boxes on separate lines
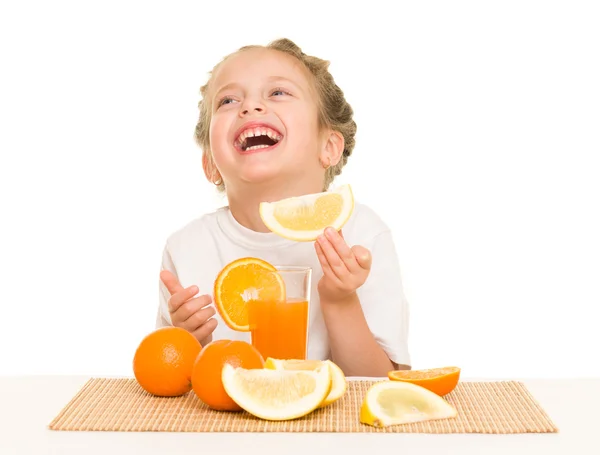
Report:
360,380,457,427
264,358,347,407
388,367,461,396
221,363,332,421
259,184,354,242
213,257,285,331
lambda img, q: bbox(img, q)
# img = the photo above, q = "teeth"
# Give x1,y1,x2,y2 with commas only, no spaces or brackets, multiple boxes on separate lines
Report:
245,144,270,151
236,126,282,146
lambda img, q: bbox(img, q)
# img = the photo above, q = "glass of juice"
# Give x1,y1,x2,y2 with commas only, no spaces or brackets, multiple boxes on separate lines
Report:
248,266,311,360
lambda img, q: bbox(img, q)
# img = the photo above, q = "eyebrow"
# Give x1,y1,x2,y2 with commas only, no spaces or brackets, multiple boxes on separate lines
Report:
213,82,241,98
213,76,306,100
266,76,305,92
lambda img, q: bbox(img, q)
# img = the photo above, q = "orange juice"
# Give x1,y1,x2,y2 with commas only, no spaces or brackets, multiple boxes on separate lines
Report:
249,298,308,360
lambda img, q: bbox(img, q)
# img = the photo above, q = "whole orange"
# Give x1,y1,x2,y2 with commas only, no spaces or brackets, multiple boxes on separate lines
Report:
133,327,202,397
191,339,264,411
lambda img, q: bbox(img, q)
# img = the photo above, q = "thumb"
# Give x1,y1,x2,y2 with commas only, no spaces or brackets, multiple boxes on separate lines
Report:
352,245,372,270
160,269,184,296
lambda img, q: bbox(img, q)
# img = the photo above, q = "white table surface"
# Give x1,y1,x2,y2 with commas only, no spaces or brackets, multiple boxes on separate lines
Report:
0,376,598,454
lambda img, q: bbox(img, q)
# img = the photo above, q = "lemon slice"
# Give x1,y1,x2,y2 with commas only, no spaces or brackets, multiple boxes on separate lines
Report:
221,363,332,421
259,184,354,241
360,380,458,427
264,358,346,407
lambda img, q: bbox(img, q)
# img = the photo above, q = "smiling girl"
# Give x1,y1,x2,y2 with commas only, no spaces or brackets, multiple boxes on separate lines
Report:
156,38,411,377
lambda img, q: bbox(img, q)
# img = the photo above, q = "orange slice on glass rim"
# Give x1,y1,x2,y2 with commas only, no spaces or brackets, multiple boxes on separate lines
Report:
213,257,285,331
387,366,461,396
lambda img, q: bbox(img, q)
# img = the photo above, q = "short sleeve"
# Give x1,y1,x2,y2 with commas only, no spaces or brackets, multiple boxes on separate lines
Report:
357,230,411,367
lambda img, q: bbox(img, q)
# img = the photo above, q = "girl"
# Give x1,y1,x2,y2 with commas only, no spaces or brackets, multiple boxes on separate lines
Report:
156,38,411,377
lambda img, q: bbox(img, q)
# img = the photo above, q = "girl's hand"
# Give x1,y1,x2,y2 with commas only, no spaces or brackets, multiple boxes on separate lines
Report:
160,270,218,345
315,227,372,303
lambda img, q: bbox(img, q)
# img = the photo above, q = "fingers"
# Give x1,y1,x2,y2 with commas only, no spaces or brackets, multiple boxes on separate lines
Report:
170,293,218,341
160,270,200,313
166,284,199,313
315,241,342,286
160,270,184,295
316,228,359,281
172,295,213,323
315,227,373,301
160,270,218,345
181,305,217,332
316,235,344,279
324,227,360,273
352,245,372,270
192,318,218,345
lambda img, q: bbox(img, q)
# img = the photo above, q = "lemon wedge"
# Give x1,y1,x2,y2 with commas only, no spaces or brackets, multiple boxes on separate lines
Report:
264,358,347,407
360,380,458,427
221,363,332,421
259,184,354,241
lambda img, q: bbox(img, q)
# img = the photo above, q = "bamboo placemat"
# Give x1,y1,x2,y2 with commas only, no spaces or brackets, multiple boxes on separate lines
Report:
48,379,558,433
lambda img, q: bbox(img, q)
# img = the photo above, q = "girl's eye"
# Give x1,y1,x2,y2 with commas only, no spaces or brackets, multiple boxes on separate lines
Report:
271,88,291,97
217,97,235,107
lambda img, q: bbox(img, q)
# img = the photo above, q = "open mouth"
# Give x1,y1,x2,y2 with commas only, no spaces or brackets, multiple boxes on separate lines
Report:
235,126,283,152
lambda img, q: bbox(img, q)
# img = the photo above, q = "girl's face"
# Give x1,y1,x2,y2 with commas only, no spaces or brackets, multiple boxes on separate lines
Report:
207,48,327,192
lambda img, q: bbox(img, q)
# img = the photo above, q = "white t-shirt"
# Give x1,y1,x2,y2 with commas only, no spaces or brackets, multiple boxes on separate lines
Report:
156,202,411,367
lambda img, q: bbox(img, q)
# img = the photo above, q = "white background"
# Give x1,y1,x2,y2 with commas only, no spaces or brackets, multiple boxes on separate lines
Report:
1,0,598,379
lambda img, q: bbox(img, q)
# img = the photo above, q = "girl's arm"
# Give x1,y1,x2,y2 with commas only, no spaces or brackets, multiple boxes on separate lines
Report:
315,227,410,376
321,292,405,377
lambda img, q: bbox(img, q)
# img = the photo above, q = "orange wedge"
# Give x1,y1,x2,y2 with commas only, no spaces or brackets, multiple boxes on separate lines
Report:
360,381,457,427
388,367,461,396
264,358,347,407
259,184,354,242
213,257,285,331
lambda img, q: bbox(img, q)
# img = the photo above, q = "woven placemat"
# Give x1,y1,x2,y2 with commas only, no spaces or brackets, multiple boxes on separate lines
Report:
48,378,558,433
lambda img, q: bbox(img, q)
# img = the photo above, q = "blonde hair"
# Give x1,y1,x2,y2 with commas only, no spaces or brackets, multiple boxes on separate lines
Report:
194,38,356,192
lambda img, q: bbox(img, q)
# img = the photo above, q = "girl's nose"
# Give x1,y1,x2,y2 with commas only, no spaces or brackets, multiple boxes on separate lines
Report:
241,106,264,115
240,99,266,116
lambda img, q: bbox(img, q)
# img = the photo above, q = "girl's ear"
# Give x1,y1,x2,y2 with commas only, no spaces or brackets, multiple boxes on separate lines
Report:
320,130,345,167
202,152,221,183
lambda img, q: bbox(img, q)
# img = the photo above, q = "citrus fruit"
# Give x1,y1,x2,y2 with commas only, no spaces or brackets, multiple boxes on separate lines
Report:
191,339,264,411
221,362,332,421
259,184,354,241
132,327,201,397
360,380,458,427
213,257,286,332
264,358,346,407
388,366,461,396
